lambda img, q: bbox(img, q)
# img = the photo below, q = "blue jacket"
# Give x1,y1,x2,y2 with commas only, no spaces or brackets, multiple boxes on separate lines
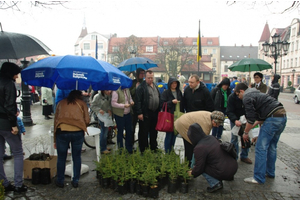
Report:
156,82,168,94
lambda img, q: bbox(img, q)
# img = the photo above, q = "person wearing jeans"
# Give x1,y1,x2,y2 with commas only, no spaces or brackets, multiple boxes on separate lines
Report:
0,62,27,194
234,83,287,184
91,90,112,154
56,130,84,186
54,90,90,188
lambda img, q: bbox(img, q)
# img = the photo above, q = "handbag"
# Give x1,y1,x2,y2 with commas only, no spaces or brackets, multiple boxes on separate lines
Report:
155,102,174,132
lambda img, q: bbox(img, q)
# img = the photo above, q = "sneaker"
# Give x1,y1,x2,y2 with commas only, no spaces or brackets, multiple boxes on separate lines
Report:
207,181,223,193
244,177,259,184
14,184,28,194
3,154,12,160
101,150,111,154
4,183,15,192
241,158,252,164
107,140,115,144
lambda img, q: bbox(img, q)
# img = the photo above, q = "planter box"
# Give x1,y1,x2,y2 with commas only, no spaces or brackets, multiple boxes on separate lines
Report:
23,156,57,179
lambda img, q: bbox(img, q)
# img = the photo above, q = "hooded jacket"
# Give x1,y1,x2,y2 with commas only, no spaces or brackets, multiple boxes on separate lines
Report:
226,92,245,124
267,74,281,100
243,88,284,124
130,68,145,113
211,78,231,111
183,81,214,112
188,123,238,180
160,77,183,114
0,62,21,130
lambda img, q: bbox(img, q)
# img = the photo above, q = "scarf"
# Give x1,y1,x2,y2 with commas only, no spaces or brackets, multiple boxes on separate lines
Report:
221,88,228,108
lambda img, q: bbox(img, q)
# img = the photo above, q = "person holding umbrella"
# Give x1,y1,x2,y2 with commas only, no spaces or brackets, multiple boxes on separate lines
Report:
0,62,28,194
251,72,267,93
54,90,89,188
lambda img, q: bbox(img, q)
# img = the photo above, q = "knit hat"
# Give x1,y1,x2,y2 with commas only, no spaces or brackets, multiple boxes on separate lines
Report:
0,62,21,79
211,111,225,126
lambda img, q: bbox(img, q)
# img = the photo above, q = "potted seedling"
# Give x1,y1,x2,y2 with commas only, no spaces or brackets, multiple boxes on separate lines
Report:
178,159,192,193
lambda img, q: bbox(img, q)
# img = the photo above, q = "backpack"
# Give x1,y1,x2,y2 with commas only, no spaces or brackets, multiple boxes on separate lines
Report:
220,141,237,159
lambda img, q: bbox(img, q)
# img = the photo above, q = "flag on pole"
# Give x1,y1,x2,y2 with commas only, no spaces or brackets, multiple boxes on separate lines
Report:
197,20,202,62
95,35,98,59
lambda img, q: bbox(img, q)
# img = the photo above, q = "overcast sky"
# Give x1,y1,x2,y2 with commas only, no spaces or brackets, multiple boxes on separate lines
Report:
1,1,299,55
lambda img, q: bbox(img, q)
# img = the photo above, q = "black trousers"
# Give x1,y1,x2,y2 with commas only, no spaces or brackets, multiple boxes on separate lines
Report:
131,111,139,144
138,110,158,153
183,138,194,166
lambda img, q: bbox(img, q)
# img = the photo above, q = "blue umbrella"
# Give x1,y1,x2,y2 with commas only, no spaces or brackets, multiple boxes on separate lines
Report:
117,57,158,72
21,55,132,90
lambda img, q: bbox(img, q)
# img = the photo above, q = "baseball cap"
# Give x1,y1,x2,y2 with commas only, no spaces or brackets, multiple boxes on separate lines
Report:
211,111,225,126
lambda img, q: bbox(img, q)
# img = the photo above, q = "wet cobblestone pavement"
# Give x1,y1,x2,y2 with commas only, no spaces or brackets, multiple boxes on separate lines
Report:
3,101,300,199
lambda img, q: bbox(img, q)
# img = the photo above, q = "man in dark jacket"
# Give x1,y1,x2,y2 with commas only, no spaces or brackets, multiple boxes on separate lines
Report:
235,83,287,184
135,70,160,152
267,74,281,100
226,90,252,164
0,62,28,194
130,68,145,144
188,123,238,193
183,74,214,112
160,77,183,153
210,77,231,139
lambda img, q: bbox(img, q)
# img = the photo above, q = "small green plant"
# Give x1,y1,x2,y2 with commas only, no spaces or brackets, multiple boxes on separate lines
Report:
179,159,192,184
0,180,4,200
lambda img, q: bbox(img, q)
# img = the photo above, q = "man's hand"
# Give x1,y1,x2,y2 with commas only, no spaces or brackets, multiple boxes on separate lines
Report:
188,170,192,176
11,126,18,135
54,143,57,149
22,132,26,135
124,104,130,108
243,133,249,143
108,110,112,116
138,114,143,121
130,102,134,106
172,99,178,104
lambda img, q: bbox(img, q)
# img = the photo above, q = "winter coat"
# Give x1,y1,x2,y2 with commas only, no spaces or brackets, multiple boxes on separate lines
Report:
160,77,184,114
174,111,212,144
183,81,214,112
226,93,245,124
267,74,281,100
211,78,231,111
243,88,284,124
251,82,267,93
135,80,160,116
188,123,238,181
90,92,112,114
130,69,144,112
0,73,18,130
41,87,53,106
54,98,90,143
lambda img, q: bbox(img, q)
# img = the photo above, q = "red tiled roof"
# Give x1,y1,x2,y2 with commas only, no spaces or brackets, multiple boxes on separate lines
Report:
259,22,270,42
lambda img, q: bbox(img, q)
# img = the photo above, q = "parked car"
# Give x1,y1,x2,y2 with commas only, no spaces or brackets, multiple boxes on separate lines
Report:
293,86,300,104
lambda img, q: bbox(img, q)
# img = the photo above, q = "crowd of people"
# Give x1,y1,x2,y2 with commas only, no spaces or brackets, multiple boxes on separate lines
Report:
0,61,287,194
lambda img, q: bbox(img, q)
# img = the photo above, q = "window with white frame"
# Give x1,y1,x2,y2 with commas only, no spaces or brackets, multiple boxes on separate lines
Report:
224,65,228,72
98,43,103,49
163,41,168,45
112,46,119,52
295,58,298,67
208,41,212,45
292,42,294,51
291,59,293,68
287,59,289,68
297,75,300,85
204,73,210,81
212,49,217,54
203,49,208,54
146,46,153,52
283,60,286,68
193,41,197,45
91,35,96,40
296,40,299,51
83,43,90,50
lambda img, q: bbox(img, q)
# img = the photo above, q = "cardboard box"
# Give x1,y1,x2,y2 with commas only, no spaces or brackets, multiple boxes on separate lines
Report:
23,155,57,179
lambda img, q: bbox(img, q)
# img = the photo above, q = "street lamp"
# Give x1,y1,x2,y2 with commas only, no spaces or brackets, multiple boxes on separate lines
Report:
292,69,296,87
262,33,290,74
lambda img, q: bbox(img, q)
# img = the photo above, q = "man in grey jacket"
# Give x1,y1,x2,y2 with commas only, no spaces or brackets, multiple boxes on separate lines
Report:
234,83,287,184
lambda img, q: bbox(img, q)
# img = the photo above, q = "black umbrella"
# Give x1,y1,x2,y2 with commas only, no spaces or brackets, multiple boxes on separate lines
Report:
0,23,51,59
